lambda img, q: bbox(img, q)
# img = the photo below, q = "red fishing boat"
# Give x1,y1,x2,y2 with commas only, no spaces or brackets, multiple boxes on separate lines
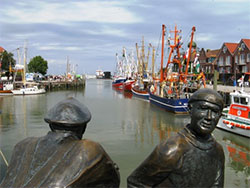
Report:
123,79,135,91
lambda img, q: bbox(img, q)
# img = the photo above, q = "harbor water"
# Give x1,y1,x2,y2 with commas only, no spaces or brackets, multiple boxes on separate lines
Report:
0,79,249,187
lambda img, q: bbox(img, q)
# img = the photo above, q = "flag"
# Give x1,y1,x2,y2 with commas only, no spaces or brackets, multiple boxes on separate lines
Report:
237,76,243,86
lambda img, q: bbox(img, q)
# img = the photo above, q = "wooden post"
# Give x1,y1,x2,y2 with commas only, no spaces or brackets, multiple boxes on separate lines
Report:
213,70,218,91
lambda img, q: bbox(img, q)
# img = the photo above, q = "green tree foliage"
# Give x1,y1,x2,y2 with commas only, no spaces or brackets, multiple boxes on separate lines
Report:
0,51,16,71
28,56,48,75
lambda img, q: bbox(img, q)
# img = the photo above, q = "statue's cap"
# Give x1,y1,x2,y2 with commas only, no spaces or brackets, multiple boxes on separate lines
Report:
44,97,91,127
188,88,224,109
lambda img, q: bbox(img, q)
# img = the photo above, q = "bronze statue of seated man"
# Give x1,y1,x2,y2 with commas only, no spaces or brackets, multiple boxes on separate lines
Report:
127,88,225,188
1,97,120,188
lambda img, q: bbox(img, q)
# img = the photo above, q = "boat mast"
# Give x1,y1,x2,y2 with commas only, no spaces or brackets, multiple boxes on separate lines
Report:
135,43,142,77
23,43,27,86
185,26,196,75
145,43,151,75
151,44,155,79
164,25,181,76
141,37,145,78
160,24,166,82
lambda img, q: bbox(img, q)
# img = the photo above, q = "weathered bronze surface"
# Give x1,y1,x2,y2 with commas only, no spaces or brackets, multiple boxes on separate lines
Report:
1,97,120,188
127,88,225,188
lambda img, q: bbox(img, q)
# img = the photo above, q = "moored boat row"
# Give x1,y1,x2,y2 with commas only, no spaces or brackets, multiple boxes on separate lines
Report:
113,24,205,114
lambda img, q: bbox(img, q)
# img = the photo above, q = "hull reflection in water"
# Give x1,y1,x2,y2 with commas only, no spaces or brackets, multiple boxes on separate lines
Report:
214,130,250,187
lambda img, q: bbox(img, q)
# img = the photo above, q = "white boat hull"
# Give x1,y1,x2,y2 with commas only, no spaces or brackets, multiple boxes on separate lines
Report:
12,87,46,95
216,117,250,138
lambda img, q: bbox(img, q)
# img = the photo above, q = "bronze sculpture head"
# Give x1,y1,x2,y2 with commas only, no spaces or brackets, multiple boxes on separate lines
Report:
188,88,224,110
188,88,224,138
44,97,91,139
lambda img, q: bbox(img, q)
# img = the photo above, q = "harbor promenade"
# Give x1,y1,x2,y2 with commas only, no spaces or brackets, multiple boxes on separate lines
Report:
206,84,250,93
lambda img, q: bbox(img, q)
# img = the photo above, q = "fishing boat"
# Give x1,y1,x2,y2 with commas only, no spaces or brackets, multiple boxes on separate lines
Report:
112,49,127,88
131,38,153,98
0,82,13,95
123,79,135,91
12,85,46,95
149,24,205,113
217,73,250,138
96,69,104,79
122,48,137,91
11,43,46,95
112,76,126,88
131,79,150,100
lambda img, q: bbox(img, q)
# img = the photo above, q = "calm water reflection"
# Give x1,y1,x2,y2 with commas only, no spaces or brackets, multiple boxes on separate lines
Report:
0,79,249,187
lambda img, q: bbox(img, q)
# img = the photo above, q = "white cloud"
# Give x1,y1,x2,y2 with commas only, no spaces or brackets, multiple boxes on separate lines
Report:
38,44,82,51
64,46,82,51
196,33,214,42
47,59,65,65
212,0,248,2
199,0,250,16
83,26,127,37
2,1,142,24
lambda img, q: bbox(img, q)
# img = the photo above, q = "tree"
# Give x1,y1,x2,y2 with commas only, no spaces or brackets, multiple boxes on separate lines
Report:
28,56,48,75
0,51,16,71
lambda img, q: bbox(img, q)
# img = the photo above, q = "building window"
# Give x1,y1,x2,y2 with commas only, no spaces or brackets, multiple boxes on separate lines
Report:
218,56,223,66
226,56,231,66
240,54,245,65
223,46,227,53
241,43,246,50
247,53,250,62
235,55,238,64
242,65,247,73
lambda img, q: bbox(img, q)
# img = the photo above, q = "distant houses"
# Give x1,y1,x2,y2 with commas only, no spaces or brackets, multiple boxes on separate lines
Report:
0,46,4,53
199,39,250,84
0,46,5,70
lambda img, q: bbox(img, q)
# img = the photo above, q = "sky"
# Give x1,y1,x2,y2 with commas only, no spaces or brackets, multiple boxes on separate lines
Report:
0,0,249,75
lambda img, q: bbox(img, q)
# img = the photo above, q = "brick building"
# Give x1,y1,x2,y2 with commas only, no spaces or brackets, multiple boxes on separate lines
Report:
199,39,250,84
199,48,220,80
0,46,4,54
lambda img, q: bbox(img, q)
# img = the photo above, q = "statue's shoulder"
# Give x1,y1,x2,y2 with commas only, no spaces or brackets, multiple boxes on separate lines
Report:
76,139,105,156
157,133,188,161
214,140,225,158
14,137,40,150
78,139,102,147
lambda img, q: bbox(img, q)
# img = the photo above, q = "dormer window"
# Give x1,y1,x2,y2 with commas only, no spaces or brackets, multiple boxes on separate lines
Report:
240,43,245,50
223,46,227,53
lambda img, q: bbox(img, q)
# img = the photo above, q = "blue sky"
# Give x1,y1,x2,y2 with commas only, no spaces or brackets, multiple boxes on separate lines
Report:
0,0,249,75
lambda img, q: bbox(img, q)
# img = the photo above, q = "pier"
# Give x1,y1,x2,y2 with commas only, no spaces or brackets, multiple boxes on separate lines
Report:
206,84,250,106
41,79,86,91
13,78,86,91
206,84,250,93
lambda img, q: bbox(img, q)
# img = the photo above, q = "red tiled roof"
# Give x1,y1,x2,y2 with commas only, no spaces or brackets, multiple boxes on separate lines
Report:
0,46,5,53
224,43,238,55
206,49,220,57
242,39,250,50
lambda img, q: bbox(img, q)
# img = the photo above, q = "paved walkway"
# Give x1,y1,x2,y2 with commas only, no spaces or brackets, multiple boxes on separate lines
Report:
206,84,250,93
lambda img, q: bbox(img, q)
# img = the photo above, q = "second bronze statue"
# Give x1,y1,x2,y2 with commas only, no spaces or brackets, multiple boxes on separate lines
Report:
0,97,120,188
